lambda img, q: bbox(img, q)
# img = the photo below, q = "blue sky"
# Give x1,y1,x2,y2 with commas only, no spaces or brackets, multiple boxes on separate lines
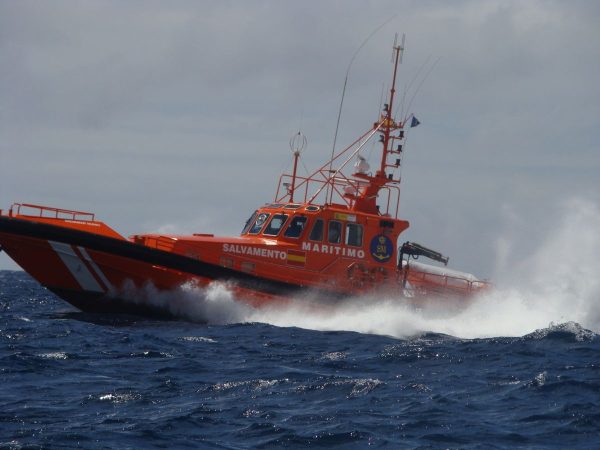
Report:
1,0,599,279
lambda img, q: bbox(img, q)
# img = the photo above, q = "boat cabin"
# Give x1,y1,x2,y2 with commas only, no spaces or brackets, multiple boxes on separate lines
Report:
224,201,409,293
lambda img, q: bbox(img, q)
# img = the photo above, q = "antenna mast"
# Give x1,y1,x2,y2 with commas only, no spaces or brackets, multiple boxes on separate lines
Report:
378,33,405,177
326,16,400,204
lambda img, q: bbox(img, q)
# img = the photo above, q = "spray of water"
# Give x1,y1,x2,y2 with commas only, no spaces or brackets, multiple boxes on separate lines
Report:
132,198,600,339
120,280,253,325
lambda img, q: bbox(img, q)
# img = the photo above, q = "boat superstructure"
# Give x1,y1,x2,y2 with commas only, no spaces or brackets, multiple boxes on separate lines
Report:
0,40,489,315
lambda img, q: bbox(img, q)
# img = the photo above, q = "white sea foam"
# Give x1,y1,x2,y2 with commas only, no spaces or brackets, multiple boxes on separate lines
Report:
212,378,288,392
120,279,253,325
320,351,347,361
128,197,600,340
98,392,140,404
38,352,68,360
181,336,217,343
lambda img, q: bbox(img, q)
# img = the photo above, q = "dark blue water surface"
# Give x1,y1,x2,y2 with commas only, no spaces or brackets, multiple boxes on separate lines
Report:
1,270,599,449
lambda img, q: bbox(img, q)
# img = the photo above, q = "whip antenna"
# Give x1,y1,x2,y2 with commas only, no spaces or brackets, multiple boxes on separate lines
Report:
327,14,398,201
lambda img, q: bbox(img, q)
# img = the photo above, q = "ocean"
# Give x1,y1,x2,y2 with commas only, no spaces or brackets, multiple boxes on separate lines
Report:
1,270,599,449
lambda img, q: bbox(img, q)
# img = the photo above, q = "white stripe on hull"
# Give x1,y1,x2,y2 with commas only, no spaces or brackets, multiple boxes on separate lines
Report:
49,241,103,292
77,246,113,290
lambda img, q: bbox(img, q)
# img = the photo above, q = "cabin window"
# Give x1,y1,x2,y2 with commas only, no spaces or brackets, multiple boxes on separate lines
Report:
284,215,308,238
241,211,258,234
249,213,270,234
309,219,324,241
263,214,288,236
345,223,363,247
328,220,342,244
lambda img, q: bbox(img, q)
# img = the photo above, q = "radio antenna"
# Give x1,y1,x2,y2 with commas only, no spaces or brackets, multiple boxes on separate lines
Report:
327,14,398,201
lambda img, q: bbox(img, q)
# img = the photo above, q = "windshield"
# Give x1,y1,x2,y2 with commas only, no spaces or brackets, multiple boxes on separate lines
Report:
263,214,288,236
249,213,270,234
284,215,308,238
241,211,258,234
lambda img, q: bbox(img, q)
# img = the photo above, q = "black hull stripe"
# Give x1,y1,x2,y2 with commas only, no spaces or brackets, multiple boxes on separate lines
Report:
0,216,340,298
48,287,178,318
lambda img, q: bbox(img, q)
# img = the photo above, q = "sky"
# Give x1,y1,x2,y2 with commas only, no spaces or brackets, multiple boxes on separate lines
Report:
1,0,599,279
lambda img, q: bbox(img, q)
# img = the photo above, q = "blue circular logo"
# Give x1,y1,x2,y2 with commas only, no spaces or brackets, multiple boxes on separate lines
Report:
370,234,394,263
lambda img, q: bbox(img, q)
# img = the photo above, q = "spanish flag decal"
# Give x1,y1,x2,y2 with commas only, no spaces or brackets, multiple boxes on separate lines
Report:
287,249,306,267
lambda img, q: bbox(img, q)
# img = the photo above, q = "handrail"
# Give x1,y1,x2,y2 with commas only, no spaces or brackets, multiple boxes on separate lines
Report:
275,173,400,217
10,203,95,221
273,121,402,218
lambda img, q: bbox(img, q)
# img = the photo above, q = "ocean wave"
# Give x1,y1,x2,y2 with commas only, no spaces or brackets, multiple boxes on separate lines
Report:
180,336,217,343
523,321,597,342
36,352,68,360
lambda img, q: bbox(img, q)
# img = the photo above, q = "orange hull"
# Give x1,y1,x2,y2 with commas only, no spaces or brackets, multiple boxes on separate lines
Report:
0,204,487,316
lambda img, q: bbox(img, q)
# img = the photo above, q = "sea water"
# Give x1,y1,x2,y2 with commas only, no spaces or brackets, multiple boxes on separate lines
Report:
1,270,599,449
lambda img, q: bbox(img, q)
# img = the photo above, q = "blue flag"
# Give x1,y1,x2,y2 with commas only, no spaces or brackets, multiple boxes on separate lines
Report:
410,116,421,128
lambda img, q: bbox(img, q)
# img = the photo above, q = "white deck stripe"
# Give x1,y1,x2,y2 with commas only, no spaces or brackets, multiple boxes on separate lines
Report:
49,241,103,292
77,246,113,290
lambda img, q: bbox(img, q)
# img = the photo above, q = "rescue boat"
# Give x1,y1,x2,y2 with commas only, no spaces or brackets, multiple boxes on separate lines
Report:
0,40,490,315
